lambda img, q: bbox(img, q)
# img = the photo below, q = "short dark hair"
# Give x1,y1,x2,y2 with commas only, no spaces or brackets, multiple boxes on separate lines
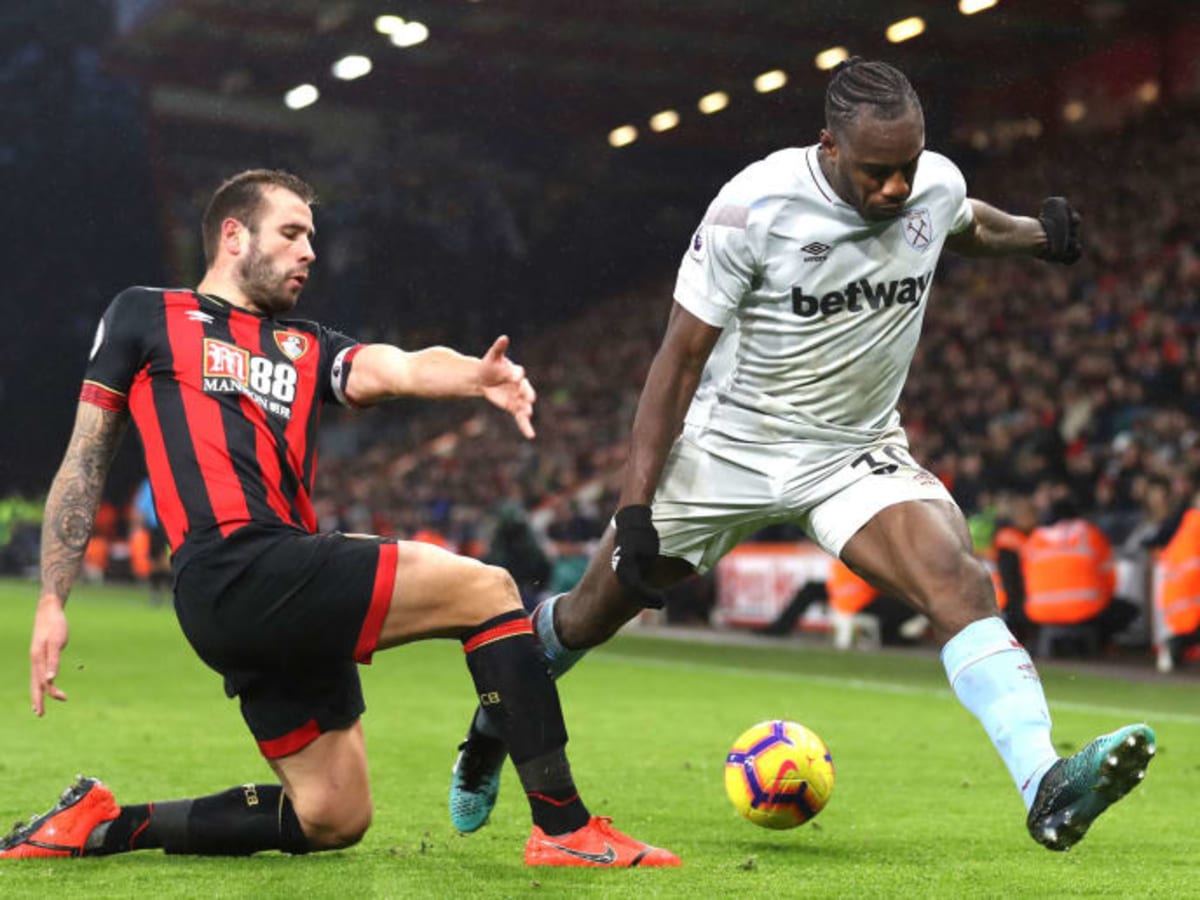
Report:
1047,495,1081,523
201,169,316,265
825,57,922,136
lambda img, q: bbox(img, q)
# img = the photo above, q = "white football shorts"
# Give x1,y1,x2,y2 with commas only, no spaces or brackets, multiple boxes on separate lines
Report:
651,424,955,573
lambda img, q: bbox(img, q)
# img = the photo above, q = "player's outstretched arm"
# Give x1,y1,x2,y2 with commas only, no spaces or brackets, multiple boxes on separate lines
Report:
945,197,1081,263
345,336,536,438
612,303,722,604
32,401,128,716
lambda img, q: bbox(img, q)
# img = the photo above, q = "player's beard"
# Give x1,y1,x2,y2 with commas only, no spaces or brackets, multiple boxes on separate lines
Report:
238,239,302,315
821,152,906,222
863,202,905,221
843,178,904,222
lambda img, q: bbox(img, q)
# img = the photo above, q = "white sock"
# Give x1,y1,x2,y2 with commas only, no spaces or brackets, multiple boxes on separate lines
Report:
941,617,1059,810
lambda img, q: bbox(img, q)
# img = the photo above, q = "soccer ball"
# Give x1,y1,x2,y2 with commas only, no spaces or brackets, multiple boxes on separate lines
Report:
724,719,835,829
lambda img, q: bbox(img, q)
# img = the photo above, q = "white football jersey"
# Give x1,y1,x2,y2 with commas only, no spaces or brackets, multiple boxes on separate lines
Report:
674,144,974,445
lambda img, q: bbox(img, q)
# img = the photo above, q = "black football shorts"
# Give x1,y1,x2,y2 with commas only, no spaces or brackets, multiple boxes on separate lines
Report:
174,527,399,758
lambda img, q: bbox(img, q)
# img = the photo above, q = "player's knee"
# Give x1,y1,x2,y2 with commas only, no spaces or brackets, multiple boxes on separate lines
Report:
922,549,997,628
923,543,985,593
471,563,523,620
298,802,373,851
959,553,997,612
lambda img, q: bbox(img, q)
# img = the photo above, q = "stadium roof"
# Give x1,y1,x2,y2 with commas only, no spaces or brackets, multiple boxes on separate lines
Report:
98,0,1195,156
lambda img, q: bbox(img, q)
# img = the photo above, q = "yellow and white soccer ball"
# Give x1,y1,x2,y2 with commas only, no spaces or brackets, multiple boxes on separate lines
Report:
724,719,835,829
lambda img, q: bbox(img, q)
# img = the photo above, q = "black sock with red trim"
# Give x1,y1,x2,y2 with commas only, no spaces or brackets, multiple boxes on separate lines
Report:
516,749,590,836
86,785,309,855
461,610,589,836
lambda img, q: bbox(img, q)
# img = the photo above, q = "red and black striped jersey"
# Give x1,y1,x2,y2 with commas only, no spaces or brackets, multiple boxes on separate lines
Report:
81,287,361,569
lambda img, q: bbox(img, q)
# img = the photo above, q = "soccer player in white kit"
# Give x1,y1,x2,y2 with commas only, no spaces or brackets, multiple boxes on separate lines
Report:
450,58,1155,853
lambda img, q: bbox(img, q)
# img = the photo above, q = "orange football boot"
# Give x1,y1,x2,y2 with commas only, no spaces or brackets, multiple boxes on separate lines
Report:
525,815,681,867
0,777,119,859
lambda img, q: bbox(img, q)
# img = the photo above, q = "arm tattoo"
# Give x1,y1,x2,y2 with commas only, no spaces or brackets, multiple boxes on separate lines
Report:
41,403,128,603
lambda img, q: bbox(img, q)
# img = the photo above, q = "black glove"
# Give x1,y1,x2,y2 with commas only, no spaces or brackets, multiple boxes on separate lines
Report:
612,505,666,609
1037,196,1082,264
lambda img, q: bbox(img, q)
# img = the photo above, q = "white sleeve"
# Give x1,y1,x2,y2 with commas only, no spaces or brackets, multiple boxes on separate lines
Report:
945,161,974,235
673,199,758,328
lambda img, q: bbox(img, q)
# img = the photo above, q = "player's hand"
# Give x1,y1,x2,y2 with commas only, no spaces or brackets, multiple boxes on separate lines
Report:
479,335,537,439
612,505,666,609
1037,197,1082,264
30,596,70,716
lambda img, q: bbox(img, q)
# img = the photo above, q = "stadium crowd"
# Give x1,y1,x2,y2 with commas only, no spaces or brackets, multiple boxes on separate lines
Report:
309,103,1199,545
7,84,1197,666
303,100,1200,664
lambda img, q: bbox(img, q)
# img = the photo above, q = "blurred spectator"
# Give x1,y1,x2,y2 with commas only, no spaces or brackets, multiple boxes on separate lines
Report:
989,492,1040,643
543,495,603,596
1151,488,1200,672
482,502,550,610
661,572,717,628
0,495,43,576
81,501,119,584
128,478,171,605
759,559,920,648
410,526,453,551
1020,494,1139,656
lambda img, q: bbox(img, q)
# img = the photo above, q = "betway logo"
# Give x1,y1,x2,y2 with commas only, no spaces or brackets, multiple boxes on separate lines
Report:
791,272,932,318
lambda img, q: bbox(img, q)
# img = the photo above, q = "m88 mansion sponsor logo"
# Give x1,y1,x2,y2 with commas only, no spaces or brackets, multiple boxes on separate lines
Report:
791,271,932,319
202,338,298,420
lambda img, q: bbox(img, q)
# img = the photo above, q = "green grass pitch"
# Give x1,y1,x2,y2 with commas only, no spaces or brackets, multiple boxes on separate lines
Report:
1,579,1196,898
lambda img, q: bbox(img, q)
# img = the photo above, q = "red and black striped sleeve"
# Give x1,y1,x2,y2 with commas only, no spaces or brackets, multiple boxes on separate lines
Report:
80,287,153,411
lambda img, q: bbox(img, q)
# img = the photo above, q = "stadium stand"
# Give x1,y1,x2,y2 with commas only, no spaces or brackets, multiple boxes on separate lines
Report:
294,98,1200,663
5,3,1197,667
312,103,1198,528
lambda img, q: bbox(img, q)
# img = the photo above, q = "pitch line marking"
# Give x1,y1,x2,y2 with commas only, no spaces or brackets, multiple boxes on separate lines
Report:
593,652,1200,726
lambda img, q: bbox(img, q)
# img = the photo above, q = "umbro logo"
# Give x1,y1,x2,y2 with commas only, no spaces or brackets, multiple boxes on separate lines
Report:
186,310,215,324
540,839,618,865
800,241,831,262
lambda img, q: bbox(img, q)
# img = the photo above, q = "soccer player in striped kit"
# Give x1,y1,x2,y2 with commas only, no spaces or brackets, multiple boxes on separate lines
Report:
5,170,678,868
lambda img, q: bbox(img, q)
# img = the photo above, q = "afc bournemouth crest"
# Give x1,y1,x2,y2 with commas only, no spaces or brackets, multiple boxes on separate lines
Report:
274,330,311,361
901,207,934,252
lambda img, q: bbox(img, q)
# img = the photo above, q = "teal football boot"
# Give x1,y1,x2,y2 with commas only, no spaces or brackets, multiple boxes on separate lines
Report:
1026,723,1155,851
449,732,507,834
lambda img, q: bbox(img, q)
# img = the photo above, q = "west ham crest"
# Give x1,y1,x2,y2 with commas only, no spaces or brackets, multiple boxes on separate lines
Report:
274,330,311,361
901,207,934,252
